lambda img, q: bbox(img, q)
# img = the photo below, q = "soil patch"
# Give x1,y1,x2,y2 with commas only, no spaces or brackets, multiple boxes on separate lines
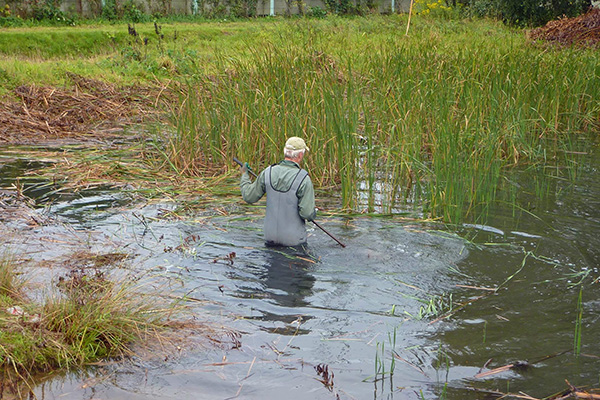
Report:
528,8,600,47
0,73,169,145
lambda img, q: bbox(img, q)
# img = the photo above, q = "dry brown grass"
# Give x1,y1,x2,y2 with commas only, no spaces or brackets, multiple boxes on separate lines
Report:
0,73,170,145
529,8,600,47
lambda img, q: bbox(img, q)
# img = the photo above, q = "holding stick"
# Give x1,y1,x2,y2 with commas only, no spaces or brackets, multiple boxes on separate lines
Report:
234,155,346,248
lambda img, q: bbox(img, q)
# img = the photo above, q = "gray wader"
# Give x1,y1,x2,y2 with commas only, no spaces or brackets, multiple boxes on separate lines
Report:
264,166,309,247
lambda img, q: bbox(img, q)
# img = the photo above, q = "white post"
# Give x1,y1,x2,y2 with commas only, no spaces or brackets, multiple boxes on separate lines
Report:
270,0,274,16
391,0,394,13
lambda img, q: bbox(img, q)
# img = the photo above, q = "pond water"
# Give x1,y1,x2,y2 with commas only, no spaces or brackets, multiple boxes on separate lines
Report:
1,142,599,400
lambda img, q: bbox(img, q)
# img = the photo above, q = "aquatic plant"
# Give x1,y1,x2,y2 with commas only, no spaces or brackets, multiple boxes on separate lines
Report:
0,253,25,300
402,292,454,320
163,16,599,222
371,326,397,383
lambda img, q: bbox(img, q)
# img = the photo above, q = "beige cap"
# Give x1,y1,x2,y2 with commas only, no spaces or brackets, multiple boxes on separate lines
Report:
285,137,309,152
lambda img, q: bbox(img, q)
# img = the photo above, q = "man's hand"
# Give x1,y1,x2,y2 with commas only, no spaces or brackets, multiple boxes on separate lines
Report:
241,162,252,174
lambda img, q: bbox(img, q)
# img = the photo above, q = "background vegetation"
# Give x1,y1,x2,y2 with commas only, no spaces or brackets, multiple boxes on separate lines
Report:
461,0,592,26
1,14,598,222
0,0,594,26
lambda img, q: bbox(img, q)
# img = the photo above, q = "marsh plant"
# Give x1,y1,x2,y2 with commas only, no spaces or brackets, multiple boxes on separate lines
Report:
372,326,398,382
0,256,180,380
163,17,599,223
402,292,453,320
0,253,25,300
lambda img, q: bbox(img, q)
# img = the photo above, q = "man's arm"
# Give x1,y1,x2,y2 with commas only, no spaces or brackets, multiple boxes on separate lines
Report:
240,170,266,204
297,176,316,221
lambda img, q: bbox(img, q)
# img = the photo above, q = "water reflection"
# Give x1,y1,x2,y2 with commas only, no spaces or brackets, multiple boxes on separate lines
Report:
232,247,317,335
260,247,316,309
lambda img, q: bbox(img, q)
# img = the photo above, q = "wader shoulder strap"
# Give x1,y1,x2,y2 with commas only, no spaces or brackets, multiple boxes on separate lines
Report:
290,169,308,195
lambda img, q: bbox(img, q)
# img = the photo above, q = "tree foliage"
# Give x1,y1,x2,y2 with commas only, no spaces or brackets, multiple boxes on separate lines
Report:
462,0,592,26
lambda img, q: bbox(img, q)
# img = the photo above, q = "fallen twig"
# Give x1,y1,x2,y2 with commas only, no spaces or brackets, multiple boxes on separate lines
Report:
474,361,529,379
393,351,429,378
475,350,569,379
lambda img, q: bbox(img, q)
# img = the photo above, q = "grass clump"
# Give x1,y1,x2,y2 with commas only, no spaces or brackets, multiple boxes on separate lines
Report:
0,254,178,381
0,254,26,300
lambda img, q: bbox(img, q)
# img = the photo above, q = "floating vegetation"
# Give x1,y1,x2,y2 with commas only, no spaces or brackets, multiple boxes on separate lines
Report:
314,363,342,399
401,292,454,321
212,252,236,265
315,363,335,389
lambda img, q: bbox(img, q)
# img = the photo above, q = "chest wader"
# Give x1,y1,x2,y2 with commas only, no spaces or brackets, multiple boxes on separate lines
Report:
264,166,309,246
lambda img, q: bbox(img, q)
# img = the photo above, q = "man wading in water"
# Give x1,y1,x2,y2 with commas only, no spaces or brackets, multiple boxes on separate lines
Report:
240,137,316,247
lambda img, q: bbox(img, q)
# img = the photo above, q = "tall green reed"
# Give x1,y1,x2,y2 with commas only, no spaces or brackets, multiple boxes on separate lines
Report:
163,17,600,222
371,326,397,382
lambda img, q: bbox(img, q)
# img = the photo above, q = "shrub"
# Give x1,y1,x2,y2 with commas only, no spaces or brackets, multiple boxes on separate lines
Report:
323,0,358,15
101,0,118,19
226,0,258,17
122,0,150,22
31,0,76,24
307,6,327,17
463,0,592,26
415,0,453,16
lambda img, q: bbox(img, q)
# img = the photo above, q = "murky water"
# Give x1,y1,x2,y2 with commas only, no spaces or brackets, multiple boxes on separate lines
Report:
1,143,599,399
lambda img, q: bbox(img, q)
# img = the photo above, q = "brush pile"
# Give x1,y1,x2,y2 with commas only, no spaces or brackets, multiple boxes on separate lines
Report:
0,73,165,145
528,8,600,47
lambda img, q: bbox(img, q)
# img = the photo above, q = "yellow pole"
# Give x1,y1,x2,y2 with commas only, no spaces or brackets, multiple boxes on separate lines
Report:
405,0,414,36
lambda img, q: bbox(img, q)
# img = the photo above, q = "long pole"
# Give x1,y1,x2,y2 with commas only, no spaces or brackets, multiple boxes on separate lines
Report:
406,0,414,36
233,157,346,248
312,220,346,248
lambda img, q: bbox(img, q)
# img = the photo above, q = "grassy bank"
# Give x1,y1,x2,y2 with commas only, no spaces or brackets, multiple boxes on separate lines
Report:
1,16,598,222
0,18,281,95
0,252,181,385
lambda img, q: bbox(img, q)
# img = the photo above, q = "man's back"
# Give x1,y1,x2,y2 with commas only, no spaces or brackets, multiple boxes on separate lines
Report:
239,136,316,246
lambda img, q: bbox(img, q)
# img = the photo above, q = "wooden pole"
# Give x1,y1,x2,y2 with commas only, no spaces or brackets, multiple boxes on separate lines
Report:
406,0,414,36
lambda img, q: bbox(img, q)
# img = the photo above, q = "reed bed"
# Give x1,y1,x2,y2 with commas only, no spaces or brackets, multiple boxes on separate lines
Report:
161,17,600,221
